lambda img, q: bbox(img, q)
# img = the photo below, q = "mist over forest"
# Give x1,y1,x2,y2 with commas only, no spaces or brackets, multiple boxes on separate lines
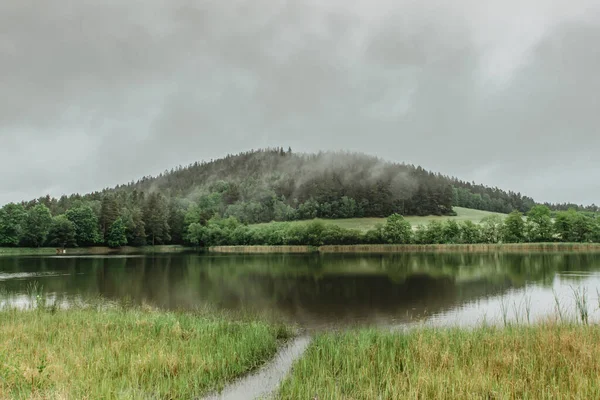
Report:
3,148,596,249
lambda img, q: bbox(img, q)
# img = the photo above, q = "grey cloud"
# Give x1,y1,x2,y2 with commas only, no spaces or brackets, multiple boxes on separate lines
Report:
1,0,600,205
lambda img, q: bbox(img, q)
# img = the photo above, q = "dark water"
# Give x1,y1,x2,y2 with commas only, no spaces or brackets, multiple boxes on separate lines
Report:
1,252,599,329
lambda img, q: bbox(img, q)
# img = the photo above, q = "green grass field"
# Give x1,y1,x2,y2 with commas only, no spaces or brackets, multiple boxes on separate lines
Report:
253,207,506,232
0,306,293,399
279,323,600,399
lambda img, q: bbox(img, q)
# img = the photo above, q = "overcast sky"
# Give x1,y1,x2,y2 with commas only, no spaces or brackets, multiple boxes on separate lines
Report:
1,0,600,206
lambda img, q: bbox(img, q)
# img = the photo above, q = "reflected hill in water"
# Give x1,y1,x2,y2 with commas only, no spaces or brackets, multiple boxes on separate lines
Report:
2,253,600,329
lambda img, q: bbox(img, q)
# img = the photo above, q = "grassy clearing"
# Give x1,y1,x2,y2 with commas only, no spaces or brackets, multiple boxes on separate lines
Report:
0,305,293,399
252,207,506,232
279,323,600,399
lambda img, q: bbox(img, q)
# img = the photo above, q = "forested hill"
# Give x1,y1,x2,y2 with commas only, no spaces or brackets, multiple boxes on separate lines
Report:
128,148,538,212
51,148,534,217
2,148,538,247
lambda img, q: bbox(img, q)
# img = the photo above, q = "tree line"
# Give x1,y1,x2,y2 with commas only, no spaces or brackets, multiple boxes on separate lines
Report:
3,194,598,248
0,191,168,248
184,206,600,247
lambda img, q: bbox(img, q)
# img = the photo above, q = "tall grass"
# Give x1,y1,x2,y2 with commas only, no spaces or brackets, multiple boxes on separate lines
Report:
279,323,600,399
553,289,565,322
572,286,589,324
0,303,293,399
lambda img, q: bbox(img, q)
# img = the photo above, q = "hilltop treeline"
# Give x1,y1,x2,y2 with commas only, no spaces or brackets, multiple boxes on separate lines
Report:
0,148,540,248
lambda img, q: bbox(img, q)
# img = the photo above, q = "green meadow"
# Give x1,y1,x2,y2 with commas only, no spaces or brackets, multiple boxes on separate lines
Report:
252,207,506,232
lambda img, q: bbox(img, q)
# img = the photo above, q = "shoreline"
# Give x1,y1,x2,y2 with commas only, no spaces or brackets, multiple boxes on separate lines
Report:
0,245,192,257
4,242,600,256
210,242,600,254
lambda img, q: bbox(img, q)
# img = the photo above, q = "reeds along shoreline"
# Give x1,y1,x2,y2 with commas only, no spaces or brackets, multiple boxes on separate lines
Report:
208,245,315,253
208,243,600,254
5,243,600,257
278,322,600,400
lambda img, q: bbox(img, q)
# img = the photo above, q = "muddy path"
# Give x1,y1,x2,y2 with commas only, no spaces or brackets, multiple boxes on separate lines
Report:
204,336,311,400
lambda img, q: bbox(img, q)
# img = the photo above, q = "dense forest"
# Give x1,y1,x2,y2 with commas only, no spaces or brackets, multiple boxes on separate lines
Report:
0,148,591,248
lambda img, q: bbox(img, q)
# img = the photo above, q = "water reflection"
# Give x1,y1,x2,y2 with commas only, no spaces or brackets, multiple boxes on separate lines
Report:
1,253,600,329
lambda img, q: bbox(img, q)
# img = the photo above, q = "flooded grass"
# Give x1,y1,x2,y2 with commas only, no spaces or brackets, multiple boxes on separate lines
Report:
279,323,600,400
0,304,294,399
205,336,311,400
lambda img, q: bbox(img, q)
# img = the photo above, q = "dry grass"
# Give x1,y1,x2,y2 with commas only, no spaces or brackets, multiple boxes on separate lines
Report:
0,306,293,399
209,245,314,254
209,243,600,254
319,243,600,253
279,323,600,399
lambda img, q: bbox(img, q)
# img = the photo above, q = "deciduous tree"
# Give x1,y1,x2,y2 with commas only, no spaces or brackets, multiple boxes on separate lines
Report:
107,218,128,248
21,204,53,247
0,203,27,246
382,214,412,244
502,211,525,243
66,205,101,246
47,215,76,248
526,205,554,242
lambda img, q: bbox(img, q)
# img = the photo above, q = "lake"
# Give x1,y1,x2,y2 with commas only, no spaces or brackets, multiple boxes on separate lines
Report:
1,252,599,330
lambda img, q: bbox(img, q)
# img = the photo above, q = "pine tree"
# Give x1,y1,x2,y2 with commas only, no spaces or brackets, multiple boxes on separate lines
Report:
143,193,170,245
100,194,119,241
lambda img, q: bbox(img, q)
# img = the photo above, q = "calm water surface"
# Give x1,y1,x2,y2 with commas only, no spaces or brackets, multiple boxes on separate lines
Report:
1,252,599,330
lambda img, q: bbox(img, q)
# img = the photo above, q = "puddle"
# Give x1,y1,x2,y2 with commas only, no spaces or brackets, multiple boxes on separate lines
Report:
204,336,311,400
